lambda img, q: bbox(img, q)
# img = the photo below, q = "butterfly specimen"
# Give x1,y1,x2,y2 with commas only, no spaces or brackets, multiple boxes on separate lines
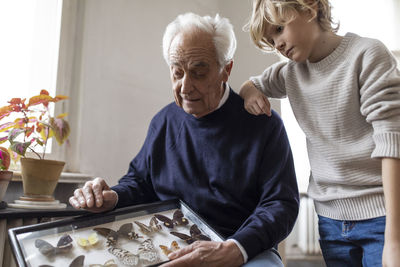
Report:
35,234,73,256
159,240,180,256
107,246,140,266
89,259,118,267
116,222,143,240
170,224,211,244
39,255,84,267
94,222,141,246
106,238,158,266
134,217,162,235
137,238,159,263
154,210,189,228
76,232,99,248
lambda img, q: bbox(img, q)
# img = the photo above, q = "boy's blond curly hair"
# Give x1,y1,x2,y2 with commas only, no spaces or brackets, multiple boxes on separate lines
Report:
246,0,339,51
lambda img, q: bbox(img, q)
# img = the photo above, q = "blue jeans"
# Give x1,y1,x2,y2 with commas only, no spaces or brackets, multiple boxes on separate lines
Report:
318,215,385,267
242,248,283,267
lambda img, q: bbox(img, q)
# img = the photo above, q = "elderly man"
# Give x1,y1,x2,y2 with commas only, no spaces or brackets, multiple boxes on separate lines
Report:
70,13,299,267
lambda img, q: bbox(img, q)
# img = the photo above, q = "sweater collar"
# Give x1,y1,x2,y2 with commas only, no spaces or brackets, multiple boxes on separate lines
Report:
216,82,230,109
305,32,354,71
183,84,234,123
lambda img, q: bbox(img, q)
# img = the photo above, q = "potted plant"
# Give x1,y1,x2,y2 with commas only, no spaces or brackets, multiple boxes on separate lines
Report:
0,146,13,207
0,90,70,201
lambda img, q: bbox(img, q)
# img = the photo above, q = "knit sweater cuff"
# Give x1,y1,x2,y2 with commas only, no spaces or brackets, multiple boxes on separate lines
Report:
250,77,263,91
230,230,263,260
372,132,400,158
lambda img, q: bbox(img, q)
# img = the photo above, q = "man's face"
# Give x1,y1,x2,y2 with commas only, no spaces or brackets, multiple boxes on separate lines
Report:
168,30,231,118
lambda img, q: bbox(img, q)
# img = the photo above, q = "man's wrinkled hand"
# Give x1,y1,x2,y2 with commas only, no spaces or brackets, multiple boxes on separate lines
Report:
69,177,118,213
160,240,244,267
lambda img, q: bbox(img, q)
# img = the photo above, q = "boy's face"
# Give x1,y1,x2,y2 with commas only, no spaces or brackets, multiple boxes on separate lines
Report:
265,11,322,62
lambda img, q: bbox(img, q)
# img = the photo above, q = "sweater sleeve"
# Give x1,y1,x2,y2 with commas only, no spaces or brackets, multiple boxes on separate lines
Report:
359,41,400,159
250,61,288,98
111,124,159,208
229,114,299,259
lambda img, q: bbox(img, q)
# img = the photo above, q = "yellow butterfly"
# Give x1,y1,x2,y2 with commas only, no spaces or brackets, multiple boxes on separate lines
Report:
76,232,99,248
159,240,180,256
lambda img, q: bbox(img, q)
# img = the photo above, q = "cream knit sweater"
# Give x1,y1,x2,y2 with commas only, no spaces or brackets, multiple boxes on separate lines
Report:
251,33,400,220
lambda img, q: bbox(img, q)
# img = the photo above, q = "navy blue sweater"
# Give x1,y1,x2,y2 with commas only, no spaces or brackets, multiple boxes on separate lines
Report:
112,89,299,259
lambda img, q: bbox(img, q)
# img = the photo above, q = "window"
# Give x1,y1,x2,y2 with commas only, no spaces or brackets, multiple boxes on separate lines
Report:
281,0,399,193
0,0,63,166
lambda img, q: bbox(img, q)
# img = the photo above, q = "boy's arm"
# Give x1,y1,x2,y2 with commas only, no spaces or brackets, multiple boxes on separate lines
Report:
239,80,271,116
239,61,288,116
382,157,400,266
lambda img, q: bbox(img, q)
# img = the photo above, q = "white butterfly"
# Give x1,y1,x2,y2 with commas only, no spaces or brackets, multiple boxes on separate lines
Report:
138,238,159,263
107,246,139,266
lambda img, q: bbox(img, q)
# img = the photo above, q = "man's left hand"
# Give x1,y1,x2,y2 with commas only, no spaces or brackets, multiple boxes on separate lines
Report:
160,240,244,267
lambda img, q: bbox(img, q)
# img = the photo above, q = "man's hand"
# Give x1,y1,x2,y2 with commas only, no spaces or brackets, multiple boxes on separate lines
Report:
69,177,118,213
160,240,244,267
239,80,271,116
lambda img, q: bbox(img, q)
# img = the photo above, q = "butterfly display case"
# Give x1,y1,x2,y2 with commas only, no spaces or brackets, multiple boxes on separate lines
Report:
8,199,224,267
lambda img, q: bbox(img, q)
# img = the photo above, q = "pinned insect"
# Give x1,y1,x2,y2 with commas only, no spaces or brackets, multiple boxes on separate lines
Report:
154,210,189,228
159,240,180,256
106,238,159,266
76,232,99,248
134,217,162,235
137,238,159,263
35,234,73,256
170,224,211,244
94,223,142,245
39,255,84,267
107,246,140,266
89,259,118,267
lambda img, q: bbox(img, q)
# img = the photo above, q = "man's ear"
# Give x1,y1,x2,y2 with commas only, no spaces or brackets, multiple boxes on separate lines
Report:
222,61,233,82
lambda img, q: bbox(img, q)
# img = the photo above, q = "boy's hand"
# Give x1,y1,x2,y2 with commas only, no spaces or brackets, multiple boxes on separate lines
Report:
239,80,271,116
383,240,400,267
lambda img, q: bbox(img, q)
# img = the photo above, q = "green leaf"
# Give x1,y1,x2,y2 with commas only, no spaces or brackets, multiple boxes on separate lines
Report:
10,141,31,156
35,138,44,146
8,128,25,143
50,118,70,145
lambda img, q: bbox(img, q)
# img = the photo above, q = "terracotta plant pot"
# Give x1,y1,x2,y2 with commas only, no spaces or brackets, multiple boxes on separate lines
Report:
20,158,65,201
0,170,13,202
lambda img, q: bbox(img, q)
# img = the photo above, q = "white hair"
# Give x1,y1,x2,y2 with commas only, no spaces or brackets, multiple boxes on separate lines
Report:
162,13,237,67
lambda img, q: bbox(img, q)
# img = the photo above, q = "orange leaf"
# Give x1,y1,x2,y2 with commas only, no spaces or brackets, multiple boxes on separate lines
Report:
27,94,53,107
40,89,49,95
8,98,24,105
53,95,68,102
0,106,13,120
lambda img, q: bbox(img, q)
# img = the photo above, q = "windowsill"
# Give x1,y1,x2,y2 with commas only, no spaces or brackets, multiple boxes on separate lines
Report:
10,171,93,184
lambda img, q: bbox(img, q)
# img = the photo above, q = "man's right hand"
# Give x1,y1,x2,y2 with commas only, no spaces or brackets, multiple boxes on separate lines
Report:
239,80,271,116
69,177,118,213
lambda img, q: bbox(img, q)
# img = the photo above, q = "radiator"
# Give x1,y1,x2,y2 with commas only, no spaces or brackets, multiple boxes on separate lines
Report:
297,195,321,255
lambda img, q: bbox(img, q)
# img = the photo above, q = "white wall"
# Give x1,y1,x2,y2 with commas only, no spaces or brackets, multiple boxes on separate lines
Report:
65,0,280,185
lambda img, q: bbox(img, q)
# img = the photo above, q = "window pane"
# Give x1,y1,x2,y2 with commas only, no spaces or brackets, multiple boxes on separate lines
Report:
0,0,63,158
331,0,399,51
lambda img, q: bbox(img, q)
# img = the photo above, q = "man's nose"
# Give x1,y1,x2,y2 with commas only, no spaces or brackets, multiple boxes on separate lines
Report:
181,75,193,94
